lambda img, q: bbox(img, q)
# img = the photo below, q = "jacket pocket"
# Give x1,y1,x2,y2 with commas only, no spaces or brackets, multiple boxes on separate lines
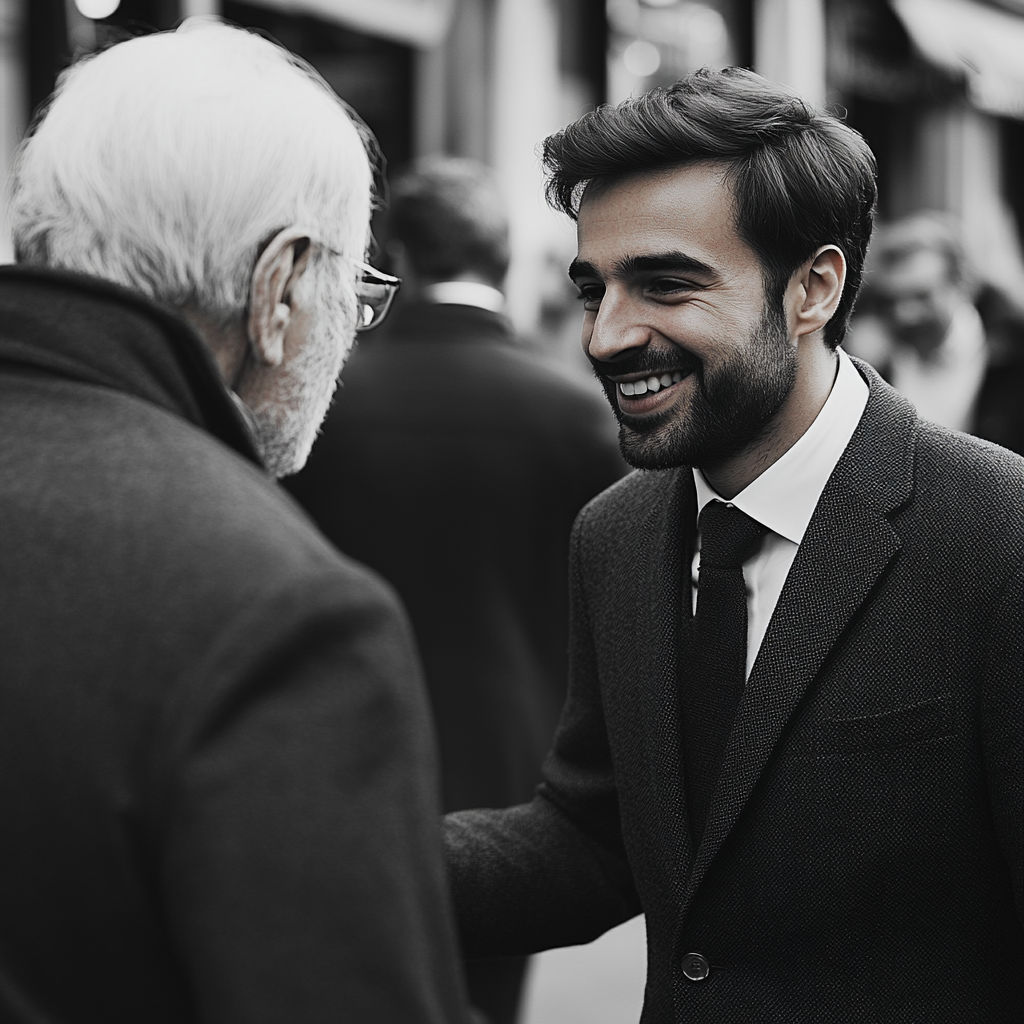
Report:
813,693,955,753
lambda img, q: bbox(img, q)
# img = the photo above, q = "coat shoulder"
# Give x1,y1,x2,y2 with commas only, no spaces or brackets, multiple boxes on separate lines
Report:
910,420,1024,558
915,419,1024,495
0,375,401,650
578,467,680,533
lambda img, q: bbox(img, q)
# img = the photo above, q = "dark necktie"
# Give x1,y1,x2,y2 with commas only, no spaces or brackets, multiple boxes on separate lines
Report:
681,500,766,846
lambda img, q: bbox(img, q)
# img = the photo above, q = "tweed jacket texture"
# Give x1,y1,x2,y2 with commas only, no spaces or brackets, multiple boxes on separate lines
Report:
286,300,625,813
445,359,1024,1022
0,267,468,1024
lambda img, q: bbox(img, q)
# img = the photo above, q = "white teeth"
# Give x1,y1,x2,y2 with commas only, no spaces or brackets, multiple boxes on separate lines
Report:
619,372,686,397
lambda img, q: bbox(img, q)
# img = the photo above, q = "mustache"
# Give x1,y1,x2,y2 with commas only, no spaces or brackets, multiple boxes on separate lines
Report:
588,347,701,382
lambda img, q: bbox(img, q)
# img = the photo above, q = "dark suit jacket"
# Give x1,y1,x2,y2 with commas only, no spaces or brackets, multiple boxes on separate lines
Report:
286,301,625,812
445,360,1024,1022
0,267,468,1024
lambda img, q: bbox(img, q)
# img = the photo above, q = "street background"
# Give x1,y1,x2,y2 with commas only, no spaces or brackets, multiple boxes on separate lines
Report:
4,0,1024,345
2,0,1023,1019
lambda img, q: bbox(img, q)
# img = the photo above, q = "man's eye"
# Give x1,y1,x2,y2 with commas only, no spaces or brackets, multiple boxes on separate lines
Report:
575,285,604,310
648,278,696,297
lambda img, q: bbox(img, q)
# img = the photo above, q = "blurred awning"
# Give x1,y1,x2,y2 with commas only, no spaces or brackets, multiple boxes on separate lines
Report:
891,0,1024,118
243,0,455,48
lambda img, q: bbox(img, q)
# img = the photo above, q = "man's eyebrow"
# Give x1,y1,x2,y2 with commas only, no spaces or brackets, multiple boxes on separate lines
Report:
614,252,718,279
567,258,597,282
567,251,719,283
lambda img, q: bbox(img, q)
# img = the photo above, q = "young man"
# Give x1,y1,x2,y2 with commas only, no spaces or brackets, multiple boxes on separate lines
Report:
444,69,1023,1022
1,21,468,1023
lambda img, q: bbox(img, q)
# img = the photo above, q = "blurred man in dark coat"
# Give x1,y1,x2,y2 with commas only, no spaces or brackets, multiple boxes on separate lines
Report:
286,157,625,1023
0,22,469,1024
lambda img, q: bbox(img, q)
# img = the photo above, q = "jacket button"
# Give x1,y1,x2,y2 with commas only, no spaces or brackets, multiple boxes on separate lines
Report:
681,952,710,981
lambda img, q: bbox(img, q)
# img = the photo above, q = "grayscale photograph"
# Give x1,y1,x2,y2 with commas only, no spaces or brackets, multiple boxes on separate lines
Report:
0,1,1021,1022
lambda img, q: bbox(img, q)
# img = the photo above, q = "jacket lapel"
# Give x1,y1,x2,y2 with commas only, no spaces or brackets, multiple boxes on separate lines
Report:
682,363,917,903
621,468,698,896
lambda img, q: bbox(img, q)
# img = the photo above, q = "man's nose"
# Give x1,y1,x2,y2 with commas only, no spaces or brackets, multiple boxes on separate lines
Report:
584,290,652,363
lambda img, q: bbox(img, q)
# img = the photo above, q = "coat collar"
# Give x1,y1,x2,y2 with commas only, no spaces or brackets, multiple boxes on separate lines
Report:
0,265,261,466
682,358,917,905
378,298,515,346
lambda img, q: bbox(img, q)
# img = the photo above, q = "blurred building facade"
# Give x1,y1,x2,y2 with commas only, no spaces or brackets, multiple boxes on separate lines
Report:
2,0,1024,326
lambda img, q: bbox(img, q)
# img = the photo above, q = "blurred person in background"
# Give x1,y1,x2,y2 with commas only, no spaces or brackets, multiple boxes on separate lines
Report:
443,69,1023,1022
286,156,625,1024
0,21,470,1024
850,211,1024,455
854,212,986,432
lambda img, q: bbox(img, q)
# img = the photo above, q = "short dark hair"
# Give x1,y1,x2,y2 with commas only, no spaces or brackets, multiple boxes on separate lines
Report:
542,68,877,349
388,157,510,287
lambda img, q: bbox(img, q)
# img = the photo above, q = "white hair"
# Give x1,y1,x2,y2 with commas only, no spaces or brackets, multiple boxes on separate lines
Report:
7,19,374,323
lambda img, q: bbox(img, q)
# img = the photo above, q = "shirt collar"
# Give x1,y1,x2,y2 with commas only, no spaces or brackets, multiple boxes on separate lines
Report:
420,281,505,313
693,347,869,544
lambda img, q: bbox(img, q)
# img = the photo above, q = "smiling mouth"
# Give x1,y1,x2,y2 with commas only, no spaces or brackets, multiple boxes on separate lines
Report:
616,370,690,397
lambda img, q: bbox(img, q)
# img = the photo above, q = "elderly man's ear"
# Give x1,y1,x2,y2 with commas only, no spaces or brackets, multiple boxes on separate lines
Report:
247,228,314,367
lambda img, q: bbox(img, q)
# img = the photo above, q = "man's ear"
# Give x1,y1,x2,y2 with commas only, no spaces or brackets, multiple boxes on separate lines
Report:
247,227,313,367
792,244,847,340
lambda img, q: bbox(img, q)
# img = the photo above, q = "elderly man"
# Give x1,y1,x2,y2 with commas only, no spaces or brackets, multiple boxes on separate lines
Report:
0,21,467,1024
444,69,1023,1022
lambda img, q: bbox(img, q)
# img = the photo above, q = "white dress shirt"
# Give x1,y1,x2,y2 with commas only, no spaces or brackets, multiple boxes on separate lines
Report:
420,280,506,313
692,347,870,678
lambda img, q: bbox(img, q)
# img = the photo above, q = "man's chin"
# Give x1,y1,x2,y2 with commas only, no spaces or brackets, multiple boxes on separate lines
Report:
270,448,308,479
257,440,304,479
617,423,699,471
267,419,325,478
248,405,319,479
897,329,945,359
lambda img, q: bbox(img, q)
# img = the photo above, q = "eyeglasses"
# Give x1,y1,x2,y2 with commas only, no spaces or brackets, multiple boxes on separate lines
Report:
355,260,401,332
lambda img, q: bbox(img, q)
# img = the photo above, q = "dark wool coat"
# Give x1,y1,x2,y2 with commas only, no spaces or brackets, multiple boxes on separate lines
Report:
286,301,626,814
0,267,469,1024
445,359,1024,1023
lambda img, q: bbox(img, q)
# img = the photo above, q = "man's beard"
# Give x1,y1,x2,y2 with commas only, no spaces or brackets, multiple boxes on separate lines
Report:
249,270,357,478
595,300,797,471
